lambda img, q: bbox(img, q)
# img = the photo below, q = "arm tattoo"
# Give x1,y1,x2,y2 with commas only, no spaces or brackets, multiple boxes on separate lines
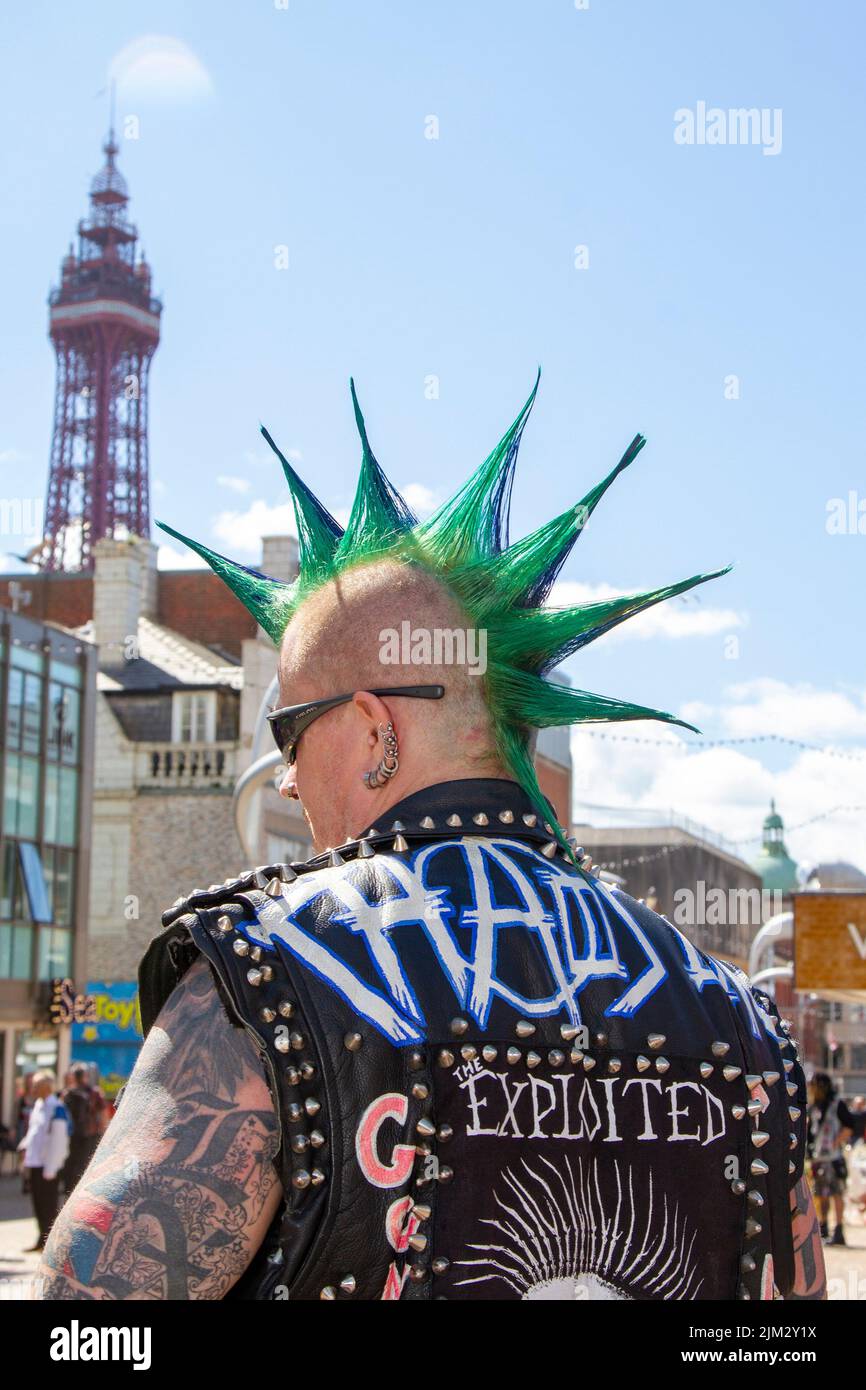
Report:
787,1175,827,1300
37,957,282,1300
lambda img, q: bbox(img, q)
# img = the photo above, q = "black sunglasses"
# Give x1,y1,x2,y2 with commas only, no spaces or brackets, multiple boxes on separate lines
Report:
268,684,445,764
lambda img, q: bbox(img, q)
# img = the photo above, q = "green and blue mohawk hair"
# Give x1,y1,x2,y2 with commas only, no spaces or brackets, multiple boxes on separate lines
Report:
157,374,729,853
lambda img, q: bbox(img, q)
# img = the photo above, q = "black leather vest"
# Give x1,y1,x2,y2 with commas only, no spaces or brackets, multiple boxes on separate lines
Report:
138,778,807,1301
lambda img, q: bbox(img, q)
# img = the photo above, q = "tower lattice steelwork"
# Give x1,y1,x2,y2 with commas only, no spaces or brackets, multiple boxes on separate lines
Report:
40,131,161,570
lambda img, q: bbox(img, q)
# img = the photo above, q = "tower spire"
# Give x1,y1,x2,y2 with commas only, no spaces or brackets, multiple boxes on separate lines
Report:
39,128,161,571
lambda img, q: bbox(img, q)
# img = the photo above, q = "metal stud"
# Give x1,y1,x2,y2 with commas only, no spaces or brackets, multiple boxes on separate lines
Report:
763,1070,780,1087
438,1049,455,1068
278,864,297,884
344,1031,363,1052
700,1062,714,1079
340,1275,356,1295
647,1033,666,1050
357,838,375,859
583,1056,596,1072
740,1253,756,1274
506,1046,521,1065
516,1019,536,1039
472,812,489,826
788,1161,796,1175
745,1074,763,1090
540,841,558,859
391,821,405,833
408,1233,427,1252
290,1031,304,1050
250,946,263,962
291,1134,310,1154
253,869,270,890
411,1082,429,1100
286,1066,300,1086
217,914,233,933
408,1051,424,1070
723,1065,742,1082
260,964,273,982
548,1049,565,1067
655,1057,670,1074
731,1179,746,1195
636,1056,651,1073
560,1023,579,1041
437,1124,453,1143
304,1097,320,1117
522,813,537,827
747,1190,764,1207
789,1106,801,1122
732,1104,746,1120
292,1170,311,1189
300,1061,316,1081
446,814,462,828
569,1048,583,1065
288,1101,303,1123
247,968,263,987
392,833,409,852
420,816,435,829
482,1045,497,1064
461,1044,477,1062
751,1131,770,1148
416,1117,436,1138
310,1130,326,1148
432,1257,450,1275
594,1032,608,1048
408,1264,427,1282
750,1158,769,1177
711,1041,730,1058
260,1007,276,1024
608,1057,622,1074
450,1016,469,1036
275,1034,290,1054
526,1051,541,1069
233,939,250,957
413,1203,431,1221
275,1001,293,1020
310,1168,326,1186
438,1166,453,1183
265,877,283,898
786,1082,798,1097
320,1286,337,1300
498,810,514,824
783,1059,794,1073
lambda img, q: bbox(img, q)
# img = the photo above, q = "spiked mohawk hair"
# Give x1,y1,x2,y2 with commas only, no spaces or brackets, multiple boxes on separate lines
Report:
158,374,729,855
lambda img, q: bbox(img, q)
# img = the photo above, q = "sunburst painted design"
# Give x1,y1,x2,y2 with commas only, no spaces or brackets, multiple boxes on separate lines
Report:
453,1154,704,1300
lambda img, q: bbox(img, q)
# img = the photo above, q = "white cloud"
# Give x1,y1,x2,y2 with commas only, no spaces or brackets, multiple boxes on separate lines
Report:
551,580,746,641
109,36,213,103
217,475,251,495
682,678,866,741
151,477,166,497
0,448,26,465
400,482,439,519
157,543,207,570
211,500,297,558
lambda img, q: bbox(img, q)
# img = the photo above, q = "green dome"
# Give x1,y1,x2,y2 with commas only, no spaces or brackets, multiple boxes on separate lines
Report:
752,800,798,892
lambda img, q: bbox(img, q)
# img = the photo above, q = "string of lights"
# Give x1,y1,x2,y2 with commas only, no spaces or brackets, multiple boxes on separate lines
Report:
578,730,866,762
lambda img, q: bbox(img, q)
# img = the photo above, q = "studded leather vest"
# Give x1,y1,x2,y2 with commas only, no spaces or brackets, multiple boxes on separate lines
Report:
138,778,807,1302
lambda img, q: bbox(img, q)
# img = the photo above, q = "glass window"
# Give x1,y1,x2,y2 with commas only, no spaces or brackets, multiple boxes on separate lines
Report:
173,691,215,743
11,925,32,980
18,843,52,923
4,755,39,839
49,658,82,690
0,923,10,977
7,668,22,750
38,928,71,980
43,847,75,926
22,674,41,755
47,682,80,765
57,767,78,846
10,645,43,675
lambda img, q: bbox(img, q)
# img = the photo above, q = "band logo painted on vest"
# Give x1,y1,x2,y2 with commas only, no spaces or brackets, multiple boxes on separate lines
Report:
241,837,778,1047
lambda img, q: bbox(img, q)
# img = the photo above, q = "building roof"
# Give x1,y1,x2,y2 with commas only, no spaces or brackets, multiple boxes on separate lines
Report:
85,615,242,692
805,861,866,892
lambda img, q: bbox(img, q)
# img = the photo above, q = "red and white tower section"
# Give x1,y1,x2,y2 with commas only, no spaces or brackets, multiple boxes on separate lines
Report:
41,132,161,570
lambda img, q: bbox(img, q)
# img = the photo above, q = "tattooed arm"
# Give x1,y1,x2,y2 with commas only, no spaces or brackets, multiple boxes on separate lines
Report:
786,1175,827,1300
36,957,283,1300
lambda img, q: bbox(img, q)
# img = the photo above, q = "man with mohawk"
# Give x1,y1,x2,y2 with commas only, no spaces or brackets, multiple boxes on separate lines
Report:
38,379,823,1302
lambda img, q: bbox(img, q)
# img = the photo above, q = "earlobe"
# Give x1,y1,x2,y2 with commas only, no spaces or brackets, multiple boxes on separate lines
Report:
362,722,399,789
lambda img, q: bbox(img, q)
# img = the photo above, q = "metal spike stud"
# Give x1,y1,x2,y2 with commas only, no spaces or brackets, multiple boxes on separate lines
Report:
233,939,250,957
472,812,489,826
608,1057,622,1074
751,1131,770,1148
522,813,537,827
655,1057,670,1074
420,816,435,830
711,1041,730,1058
274,1034,289,1054
344,1032,363,1052
411,1083,429,1100
450,1017,469,1036
278,864,297,884
498,810,514,824
320,1286,336,1300
446,814,462,828
549,1049,565,1067
526,1051,541,1069
260,1007,276,1024
583,1056,596,1072
482,1045,497,1063
392,834,409,852
265,877,283,898
438,1049,455,1068
700,1062,714,1079
247,968,263,987
732,1105,746,1120
217,914,233,933
636,1056,651,1073
292,1170,311,1190
516,1020,536,1039
750,1158,769,1177
506,1047,521,1065
560,1024,579,1042
416,1117,436,1138
340,1275,356,1295
540,841,558,858
723,1065,742,1082
357,838,375,859
763,1070,780,1087
648,1033,666,1050
278,1000,294,1018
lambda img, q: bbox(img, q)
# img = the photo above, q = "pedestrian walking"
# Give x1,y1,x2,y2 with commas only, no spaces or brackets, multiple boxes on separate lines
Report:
17,1070,70,1252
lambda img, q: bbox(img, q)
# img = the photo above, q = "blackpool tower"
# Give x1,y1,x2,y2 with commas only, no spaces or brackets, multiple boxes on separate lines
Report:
40,131,161,570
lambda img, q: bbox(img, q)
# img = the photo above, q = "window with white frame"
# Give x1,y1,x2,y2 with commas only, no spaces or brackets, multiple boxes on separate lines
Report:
172,691,217,743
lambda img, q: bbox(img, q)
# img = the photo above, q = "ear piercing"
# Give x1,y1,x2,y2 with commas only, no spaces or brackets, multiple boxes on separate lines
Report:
363,722,399,789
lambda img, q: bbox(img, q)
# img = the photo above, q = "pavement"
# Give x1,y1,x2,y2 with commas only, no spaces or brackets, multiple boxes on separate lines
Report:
0,1170,864,1300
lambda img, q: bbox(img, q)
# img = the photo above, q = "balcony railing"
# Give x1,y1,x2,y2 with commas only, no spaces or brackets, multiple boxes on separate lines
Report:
135,741,238,789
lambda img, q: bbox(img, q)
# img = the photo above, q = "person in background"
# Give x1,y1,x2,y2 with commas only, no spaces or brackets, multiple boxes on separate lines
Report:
808,1071,853,1246
17,1071,70,1252
62,1063,106,1193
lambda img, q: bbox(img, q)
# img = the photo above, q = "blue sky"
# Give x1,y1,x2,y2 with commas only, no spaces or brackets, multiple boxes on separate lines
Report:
1,1,864,868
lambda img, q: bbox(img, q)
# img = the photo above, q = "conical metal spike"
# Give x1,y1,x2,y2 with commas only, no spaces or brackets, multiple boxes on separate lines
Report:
265,877,283,897
392,833,409,852
540,841,558,858
420,815,435,829
357,838,375,858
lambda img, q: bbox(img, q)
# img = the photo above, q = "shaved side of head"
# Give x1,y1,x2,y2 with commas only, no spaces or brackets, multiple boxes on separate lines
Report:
279,558,501,769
